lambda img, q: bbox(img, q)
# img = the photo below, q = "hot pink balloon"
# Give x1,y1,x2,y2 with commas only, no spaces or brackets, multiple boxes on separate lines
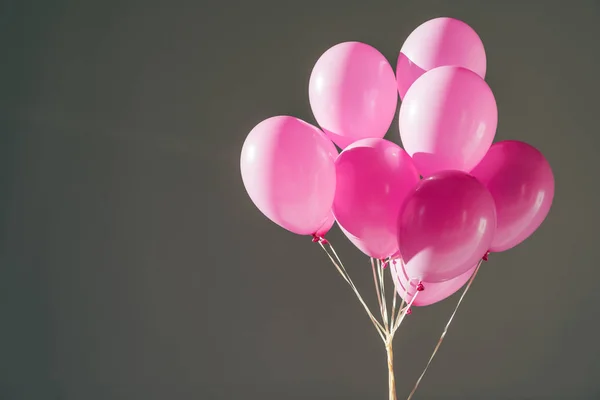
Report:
333,138,420,259
397,17,486,99
399,66,497,178
240,116,338,235
397,170,496,282
390,259,477,307
309,42,398,150
470,140,555,252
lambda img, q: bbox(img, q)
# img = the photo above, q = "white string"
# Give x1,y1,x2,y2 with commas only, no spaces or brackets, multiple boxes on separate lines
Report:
406,260,483,400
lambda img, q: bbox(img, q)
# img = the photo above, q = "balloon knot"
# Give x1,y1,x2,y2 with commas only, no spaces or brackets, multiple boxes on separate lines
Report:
311,233,327,245
482,251,490,261
380,258,388,269
406,308,412,315
416,282,425,292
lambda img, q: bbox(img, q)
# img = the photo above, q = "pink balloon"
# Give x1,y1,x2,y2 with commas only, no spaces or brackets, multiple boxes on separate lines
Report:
399,66,497,178
390,259,477,307
397,17,486,99
333,138,420,259
470,140,555,252
240,116,338,235
315,211,336,238
309,42,398,150
397,170,496,282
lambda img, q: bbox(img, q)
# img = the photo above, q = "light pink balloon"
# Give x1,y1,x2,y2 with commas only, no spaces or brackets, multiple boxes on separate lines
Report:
397,17,486,99
309,42,398,150
333,138,420,259
397,170,496,282
315,211,336,238
390,259,477,307
399,66,497,178
470,140,555,252
240,116,338,235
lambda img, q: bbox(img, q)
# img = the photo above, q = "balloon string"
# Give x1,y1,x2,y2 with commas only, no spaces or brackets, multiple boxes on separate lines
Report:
378,259,389,328
371,258,386,332
405,259,483,400
319,241,387,341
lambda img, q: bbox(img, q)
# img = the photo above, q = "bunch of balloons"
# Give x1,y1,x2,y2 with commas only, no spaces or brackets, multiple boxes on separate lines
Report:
240,16,554,306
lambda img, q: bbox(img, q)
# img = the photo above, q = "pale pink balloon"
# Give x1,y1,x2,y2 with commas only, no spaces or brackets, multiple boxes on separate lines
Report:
315,211,336,238
240,116,338,235
397,170,496,282
309,42,398,150
333,138,420,259
397,17,486,99
399,66,497,178
470,140,555,252
390,259,477,307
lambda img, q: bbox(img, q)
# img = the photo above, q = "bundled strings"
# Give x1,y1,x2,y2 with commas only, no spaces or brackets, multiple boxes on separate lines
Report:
318,240,418,343
317,238,482,400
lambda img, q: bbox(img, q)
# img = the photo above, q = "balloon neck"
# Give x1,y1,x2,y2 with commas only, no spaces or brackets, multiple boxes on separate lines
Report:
416,282,425,292
311,233,328,245
406,308,412,315
482,251,490,261
381,258,389,269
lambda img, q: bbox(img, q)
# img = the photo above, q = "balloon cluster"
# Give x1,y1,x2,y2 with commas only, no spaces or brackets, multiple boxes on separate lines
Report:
241,17,554,308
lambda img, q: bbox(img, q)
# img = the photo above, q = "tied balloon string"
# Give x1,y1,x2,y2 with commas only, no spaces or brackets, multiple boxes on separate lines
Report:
393,279,422,335
406,259,483,400
318,240,387,341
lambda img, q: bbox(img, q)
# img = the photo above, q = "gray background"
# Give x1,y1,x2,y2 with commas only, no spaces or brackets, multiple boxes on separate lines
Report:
1,0,599,399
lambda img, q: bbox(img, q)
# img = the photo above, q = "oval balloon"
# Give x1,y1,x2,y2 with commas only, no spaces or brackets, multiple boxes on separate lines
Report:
309,42,398,149
399,66,497,178
397,170,496,282
390,259,477,307
397,17,486,99
470,140,555,252
240,116,338,235
333,138,420,259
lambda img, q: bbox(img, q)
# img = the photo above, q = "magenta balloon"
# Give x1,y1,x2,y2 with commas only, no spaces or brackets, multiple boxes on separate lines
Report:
240,116,338,235
390,259,476,307
470,140,555,252
333,138,420,259
397,170,496,282
396,17,486,99
399,66,497,178
309,42,398,150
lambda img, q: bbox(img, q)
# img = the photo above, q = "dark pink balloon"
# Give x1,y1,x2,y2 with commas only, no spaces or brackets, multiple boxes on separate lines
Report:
333,138,420,259
470,140,555,252
397,170,496,282
390,259,477,307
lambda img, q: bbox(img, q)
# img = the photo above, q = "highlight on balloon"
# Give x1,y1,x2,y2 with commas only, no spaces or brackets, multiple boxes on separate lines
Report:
239,16,554,400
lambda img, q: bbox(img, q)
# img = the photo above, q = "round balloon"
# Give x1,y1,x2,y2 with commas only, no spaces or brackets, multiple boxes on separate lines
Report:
333,138,420,259
390,259,477,307
240,116,338,235
397,17,486,99
470,140,555,252
397,170,496,282
309,42,398,150
399,66,497,177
